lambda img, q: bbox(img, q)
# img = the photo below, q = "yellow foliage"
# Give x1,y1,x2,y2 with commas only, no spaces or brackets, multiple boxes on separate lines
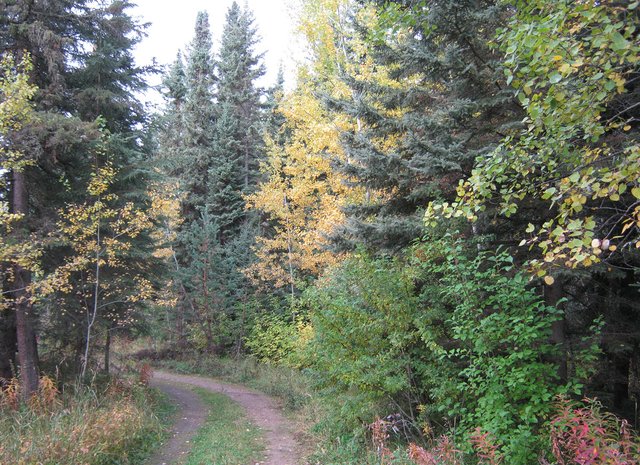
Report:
246,88,353,288
248,1,407,289
0,54,41,310
0,54,37,177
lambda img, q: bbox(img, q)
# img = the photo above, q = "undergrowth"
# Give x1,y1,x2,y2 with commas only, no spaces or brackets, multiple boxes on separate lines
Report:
0,374,172,465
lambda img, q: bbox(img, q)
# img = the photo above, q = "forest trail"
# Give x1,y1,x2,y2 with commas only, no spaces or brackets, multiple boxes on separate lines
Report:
148,370,300,465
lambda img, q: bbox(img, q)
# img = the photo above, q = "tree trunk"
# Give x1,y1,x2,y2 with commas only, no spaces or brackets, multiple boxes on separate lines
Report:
81,222,101,379
283,194,295,300
11,170,39,399
172,251,191,350
176,302,185,349
244,143,249,190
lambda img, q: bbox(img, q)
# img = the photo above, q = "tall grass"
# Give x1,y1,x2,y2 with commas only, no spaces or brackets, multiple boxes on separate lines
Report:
0,375,170,465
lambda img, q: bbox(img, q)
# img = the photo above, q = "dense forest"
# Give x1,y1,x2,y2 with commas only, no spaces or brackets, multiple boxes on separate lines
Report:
1,0,639,463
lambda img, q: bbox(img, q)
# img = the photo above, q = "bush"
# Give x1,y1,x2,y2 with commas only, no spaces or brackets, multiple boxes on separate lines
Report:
245,312,313,366
300,235,589,462
412,237,584,462
301,251,426,435
547,397,640,465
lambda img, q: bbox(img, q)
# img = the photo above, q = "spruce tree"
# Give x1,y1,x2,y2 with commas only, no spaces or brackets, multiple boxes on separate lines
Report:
181,11,217,219
264,66,288,147
1,0,154,383
211,2,266,349
156,3,267,353
154,12,218,351
156,53,187,176
327,0,521,252
215,1,265,196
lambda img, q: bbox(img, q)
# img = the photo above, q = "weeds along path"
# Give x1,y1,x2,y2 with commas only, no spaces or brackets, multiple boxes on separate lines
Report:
149,370,300,465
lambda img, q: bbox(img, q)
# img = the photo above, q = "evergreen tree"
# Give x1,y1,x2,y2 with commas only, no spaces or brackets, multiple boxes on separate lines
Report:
210,2,266,350
0,0,155,384
155,3,267,353
264,66,287,146
181,11,217,219
155,52,187,179
165,11,221,351
215,1,265,196
327,0,521,252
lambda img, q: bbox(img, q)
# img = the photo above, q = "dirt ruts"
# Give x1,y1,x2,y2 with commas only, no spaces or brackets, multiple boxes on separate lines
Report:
148,370,300,465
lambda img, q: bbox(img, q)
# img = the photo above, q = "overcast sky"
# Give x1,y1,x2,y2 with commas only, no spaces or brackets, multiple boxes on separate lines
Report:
131,0,301,106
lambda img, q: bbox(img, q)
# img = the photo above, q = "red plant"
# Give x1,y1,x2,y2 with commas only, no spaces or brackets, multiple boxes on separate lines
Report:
408,436,462,465
370,417,392,463
470,428,503,465
549,397,640,465
28,375,61,412
138,363,153,386
0,377,20,410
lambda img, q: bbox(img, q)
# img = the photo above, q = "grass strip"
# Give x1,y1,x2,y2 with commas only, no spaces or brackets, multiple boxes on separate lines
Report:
185,387,265,465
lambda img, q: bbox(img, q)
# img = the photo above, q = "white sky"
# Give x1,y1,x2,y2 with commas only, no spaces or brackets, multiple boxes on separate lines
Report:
130,0,302,107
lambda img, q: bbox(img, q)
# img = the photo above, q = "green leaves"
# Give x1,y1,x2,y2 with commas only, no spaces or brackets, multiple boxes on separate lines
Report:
611,32,629,52
410,237,576,462
429,0,640,271
301,252,424,431
549,72,562,84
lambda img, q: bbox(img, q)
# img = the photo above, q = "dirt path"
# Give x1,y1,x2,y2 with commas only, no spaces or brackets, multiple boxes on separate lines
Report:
148,370,300,465
146,380,207,465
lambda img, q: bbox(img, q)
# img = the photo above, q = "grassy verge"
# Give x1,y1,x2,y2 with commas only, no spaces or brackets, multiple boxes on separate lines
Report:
0,376,174,465
185,387,265,465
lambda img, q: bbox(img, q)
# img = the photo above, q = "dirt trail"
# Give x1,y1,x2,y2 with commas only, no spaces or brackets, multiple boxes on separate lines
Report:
148,370,300,465
146,380,207,465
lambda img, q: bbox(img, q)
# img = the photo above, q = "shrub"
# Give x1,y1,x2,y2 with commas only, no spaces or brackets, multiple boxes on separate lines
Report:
547,397,640,465
411,237,582,462
301,235,589,462
302,251,426,434
245,313,297,364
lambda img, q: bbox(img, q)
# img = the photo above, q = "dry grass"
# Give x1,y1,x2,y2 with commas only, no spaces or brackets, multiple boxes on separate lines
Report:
0,374,167,465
